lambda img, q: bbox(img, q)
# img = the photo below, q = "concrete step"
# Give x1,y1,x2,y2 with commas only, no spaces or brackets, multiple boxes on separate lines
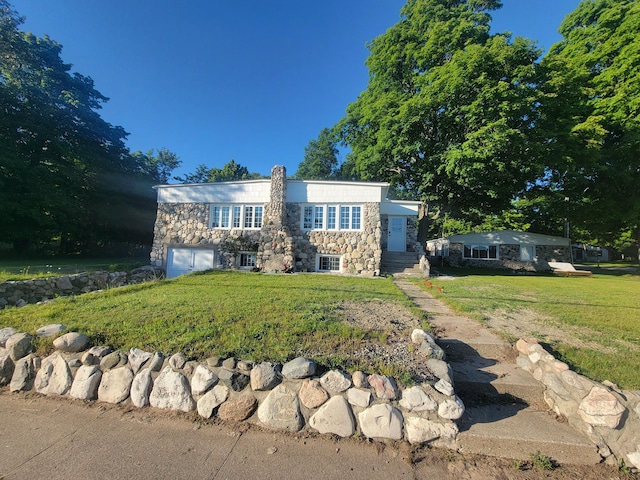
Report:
450,358,545,406
457,404,602,465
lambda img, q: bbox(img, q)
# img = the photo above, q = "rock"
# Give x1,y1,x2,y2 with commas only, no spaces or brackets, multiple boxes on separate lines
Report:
15,299,27,308
34,352,73,395
98,367,134,404
299,378,329,409
310,395,355,437
358,404,404,440
0,349,15,386
258,384,303,432
168,352,187,370
411,328,430,344
149,367,195,412
52,332,90,353
347,388,371,408
425,358,453,385
282,357,316,379
434,379,455,396
100,351,128,370
250,362,280,391
221,357,236,370
191,365,218,397
69,365,102,400
237,360,254,372
6,332,32,361
578,386,625,428
0,327,17,347
438,396,465,420
10,355,37,392
418,337,445,360
368,374,398,400
405,416,459,446
218,369,250,392
82,346,112,366
147,352,165,372
516,337,538,355
352,371,369,388
218,395,257,422
128,348,152,374
206,356,221,368
516,354,532,372
35,324,66,338
627,451,640,470
319,370,352,393
130,369,153,407
197,384,229,418
399,386,438,412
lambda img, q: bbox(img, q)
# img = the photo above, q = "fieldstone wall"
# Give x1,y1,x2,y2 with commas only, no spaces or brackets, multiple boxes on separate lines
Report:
0,267,163,310
0,325,463,449
445,243,571,272
516,337,640,469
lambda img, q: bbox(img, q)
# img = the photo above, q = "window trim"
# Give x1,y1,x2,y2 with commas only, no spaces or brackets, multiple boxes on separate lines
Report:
301,204,363,232
520,244,536,262
210,204,264,230
316,254,342,272
238,252,257,269
462,244,499,260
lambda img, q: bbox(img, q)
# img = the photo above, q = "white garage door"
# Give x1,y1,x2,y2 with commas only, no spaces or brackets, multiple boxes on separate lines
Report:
167,248,215,279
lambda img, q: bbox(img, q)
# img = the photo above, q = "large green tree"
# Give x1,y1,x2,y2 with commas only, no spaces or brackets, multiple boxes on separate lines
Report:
0,2,158,255
540,0,640,258
176,159,261,183
337,0,544,234
294,128,339,180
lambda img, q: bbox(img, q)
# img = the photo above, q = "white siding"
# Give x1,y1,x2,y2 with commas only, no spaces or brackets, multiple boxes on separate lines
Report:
155,181,271,204
380,200,421,215
286,180,387,203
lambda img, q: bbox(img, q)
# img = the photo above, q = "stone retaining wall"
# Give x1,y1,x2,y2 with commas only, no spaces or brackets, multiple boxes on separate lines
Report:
516,337,640,469
0,326,462,448
0,266,164,310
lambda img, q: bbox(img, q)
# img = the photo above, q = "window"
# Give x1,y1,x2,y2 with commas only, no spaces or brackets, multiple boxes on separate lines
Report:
302,204,363,231
210,205,263,229
239,252,257,268
520,245,535,261
317,255,341,272
463,244,499,260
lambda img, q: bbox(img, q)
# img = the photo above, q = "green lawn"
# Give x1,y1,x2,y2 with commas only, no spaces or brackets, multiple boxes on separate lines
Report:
417,269,640,389
0,271,419,377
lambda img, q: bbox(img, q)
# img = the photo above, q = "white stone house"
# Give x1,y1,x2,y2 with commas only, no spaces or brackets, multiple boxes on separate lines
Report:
426,230,571,272
151,166,422,278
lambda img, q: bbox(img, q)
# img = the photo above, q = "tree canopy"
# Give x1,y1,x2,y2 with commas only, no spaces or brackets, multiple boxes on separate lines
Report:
294,128,340,180
175,160,262,183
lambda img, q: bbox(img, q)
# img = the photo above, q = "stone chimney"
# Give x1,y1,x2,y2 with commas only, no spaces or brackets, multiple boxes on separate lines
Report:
265,165,286,229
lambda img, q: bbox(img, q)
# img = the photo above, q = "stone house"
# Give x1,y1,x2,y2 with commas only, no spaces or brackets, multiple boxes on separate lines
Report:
426,230,571,272
151,166,422,278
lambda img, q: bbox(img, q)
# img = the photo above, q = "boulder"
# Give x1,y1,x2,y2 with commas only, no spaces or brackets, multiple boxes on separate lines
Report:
352,371,369,388
149,367,195,412
258,384,303,432
310,395,355,437
0,349,15,386
98,367,134,404
358,404,404,440
0,327,17,347
190,365,218,397
578,386,625,429
346,388,371,408
53,332,90,353
128,348,153,374
250,362,280,391
282,357,316,379
218,369,250,392
34,352,73,395
319,370,352,393
197,384,229,419
399,386,438,412
218,395,257,422
130,369,153,408
434,379,455,396
69,365,102,400
405,416,459,446
425,358,453,385
146,351,165,372
438,396,465,420
299,378,329,409
221,357,236,370
100,351,128,370
10,355,38,392
35,324,66,338
6,332,32,361
168,352,187,370
368,374,398,400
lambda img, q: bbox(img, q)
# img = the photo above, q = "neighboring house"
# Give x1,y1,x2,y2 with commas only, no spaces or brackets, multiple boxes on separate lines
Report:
572,243,609,263
151,165,422,278
426,230,571,272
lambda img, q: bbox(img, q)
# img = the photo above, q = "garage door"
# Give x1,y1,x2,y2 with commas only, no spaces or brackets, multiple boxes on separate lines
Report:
167,248,215,279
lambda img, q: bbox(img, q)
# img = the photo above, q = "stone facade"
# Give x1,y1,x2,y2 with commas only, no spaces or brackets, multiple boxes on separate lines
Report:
151,166,418,276
445,243,571,272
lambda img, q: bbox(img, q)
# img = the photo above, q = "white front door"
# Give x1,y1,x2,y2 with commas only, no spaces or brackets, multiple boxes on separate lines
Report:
167,248,215,278
388,216,406,252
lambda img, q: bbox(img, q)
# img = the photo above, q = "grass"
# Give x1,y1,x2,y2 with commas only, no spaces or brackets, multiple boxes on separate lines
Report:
0,258,147,281
416,268,640,389
0,271,416,375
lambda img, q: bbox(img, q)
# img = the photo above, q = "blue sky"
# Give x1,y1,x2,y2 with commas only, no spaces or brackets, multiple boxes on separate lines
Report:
14,0,581,181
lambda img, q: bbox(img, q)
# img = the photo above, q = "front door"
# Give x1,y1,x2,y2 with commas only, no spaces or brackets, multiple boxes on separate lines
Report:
388,216,406,252
167,248,214,278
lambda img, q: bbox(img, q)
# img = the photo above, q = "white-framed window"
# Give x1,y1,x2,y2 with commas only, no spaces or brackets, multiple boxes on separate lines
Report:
316,254,341,272
463,244,499,260
520,245,535,261
302,204,362,231
239,252,257,268
210,205,263,230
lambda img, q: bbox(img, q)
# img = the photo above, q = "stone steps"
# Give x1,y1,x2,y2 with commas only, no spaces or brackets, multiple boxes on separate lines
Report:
380,252,422,276
457,404,602,465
